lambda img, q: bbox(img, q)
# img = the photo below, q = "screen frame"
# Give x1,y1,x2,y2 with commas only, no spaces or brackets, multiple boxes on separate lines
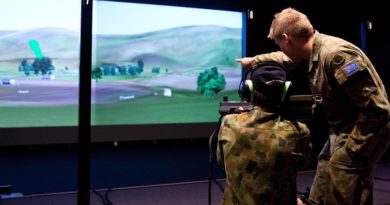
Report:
0,0,247,146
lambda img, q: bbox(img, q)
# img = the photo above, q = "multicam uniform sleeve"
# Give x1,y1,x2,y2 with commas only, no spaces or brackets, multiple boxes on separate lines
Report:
296,122,312,169
216,116,225,166
216,115,236,166
250,51,292,69
329,50,390,154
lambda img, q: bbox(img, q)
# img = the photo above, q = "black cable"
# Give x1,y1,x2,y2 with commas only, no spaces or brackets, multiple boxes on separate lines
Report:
208,127,217,205
212,179,225,191
208,115,224,205
104,188,113,205
92,189,113,205
92,189,106,205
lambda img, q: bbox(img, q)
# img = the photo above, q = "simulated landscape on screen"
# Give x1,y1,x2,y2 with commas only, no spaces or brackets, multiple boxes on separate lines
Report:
0,0,244,128
91,1,244,125
0,0,81,128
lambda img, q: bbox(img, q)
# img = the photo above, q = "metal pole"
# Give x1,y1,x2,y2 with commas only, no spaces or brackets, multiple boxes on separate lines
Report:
78,0,93,204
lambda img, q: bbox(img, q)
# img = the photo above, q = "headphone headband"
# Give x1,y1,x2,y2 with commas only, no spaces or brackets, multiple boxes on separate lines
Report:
238,62,292,104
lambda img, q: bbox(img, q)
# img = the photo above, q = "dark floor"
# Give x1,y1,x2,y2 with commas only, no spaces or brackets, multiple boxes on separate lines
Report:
0,139,389,205
1,164,390,205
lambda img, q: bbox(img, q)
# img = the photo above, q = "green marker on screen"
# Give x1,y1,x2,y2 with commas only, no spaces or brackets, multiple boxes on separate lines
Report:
28,40,43,60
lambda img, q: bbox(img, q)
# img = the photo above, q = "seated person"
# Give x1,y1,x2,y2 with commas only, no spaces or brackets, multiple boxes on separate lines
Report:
217,62,312,205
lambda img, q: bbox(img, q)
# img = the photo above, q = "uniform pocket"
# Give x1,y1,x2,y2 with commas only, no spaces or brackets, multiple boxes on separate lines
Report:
329,146,367,171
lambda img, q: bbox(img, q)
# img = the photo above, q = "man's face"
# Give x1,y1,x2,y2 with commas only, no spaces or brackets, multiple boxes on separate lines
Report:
275,35,303,63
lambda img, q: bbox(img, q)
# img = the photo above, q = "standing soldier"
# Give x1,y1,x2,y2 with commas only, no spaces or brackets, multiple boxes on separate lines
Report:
237,7,390,205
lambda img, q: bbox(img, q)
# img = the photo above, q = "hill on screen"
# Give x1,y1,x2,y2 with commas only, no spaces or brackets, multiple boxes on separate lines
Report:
0,27,80,62
94,25,242,70
0,25,241,72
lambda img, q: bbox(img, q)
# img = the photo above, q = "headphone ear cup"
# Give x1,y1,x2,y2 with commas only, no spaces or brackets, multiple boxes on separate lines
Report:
239,69,254,102
280,81,292,103
243,80,254,103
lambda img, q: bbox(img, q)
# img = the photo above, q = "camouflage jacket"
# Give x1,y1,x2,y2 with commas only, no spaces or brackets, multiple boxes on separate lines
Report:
251,31,390,158
217,106,311,205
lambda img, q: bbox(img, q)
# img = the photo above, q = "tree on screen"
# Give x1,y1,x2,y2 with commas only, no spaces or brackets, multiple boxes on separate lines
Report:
137,58,144,72
152,67,160,74
197,67,226,97
92,67,103,82
18,58,32,76
31,57,54,75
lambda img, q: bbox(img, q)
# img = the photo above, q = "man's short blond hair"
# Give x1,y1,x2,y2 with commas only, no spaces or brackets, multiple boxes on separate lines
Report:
267,8,314,40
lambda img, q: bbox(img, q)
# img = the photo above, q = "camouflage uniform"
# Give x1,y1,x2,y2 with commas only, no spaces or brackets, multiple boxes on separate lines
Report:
251,31,390,205
217,106,311,205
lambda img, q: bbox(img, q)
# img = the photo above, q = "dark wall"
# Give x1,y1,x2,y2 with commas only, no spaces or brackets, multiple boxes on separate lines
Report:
0,139,223,195
365,7,390,92
245,1,366,56
2,0,388,195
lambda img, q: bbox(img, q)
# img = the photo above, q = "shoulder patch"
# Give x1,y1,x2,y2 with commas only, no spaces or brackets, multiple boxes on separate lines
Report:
341,61,359,77
332,53,345,66
334,59,366,84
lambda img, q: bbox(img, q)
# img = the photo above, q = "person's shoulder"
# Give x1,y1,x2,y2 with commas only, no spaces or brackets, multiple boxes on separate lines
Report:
296,121,310,134
224,113,238,120
318,33,365,69
319,32,347,43
223,111,250,125
275,119,309,133
276,119,299,130
319,32,360,53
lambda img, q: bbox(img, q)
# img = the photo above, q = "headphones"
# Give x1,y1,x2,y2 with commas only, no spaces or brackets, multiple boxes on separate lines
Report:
238,62,292,104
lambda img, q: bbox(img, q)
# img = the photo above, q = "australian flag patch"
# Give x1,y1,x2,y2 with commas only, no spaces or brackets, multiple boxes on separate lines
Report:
341,62,359,77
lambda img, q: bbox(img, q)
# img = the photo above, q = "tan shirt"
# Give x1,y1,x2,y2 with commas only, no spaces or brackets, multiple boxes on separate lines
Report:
251,31,390,156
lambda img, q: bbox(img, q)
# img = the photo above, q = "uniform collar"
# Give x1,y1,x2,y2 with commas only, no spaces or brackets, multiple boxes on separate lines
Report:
252,106,280,120
309,31,322,72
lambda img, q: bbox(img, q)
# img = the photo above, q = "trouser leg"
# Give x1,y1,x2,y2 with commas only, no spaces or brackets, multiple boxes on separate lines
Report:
327,147,373,205
309,140,331,205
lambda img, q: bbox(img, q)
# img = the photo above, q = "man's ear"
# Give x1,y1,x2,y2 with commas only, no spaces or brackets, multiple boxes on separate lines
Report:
281,33,289,42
